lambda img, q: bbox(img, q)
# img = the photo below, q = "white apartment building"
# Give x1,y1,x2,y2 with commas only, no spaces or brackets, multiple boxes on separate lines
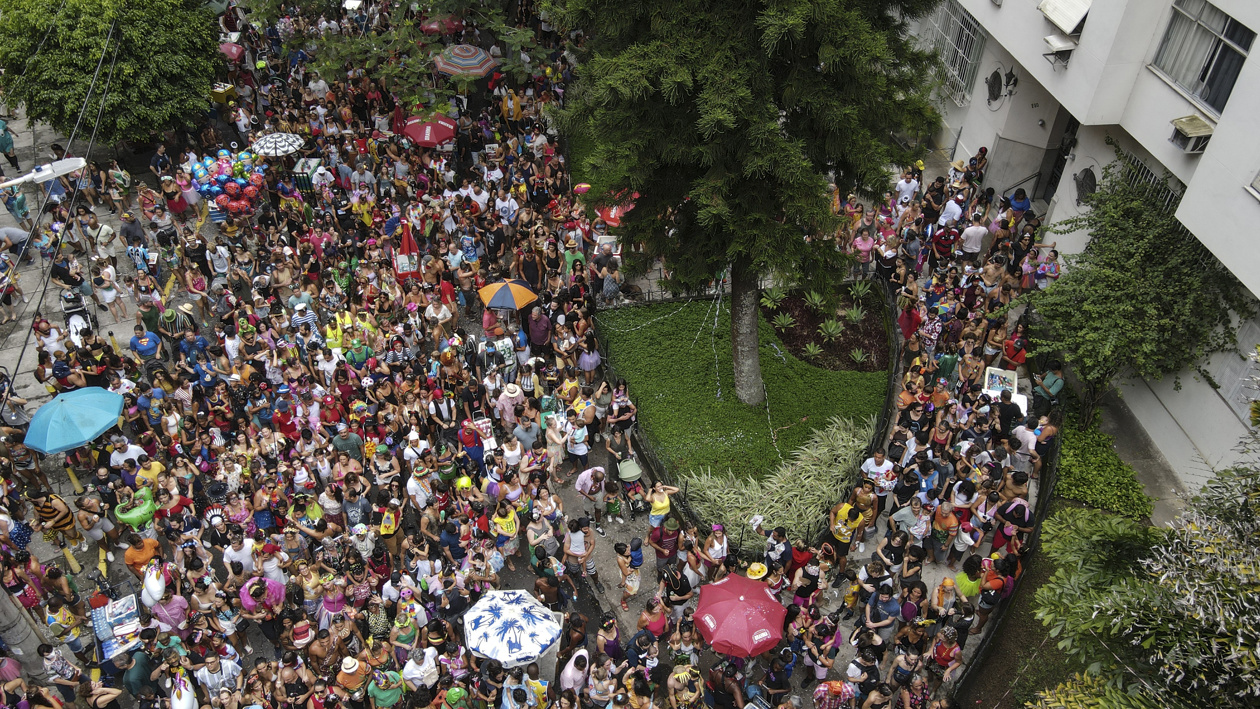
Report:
916,0,1260,489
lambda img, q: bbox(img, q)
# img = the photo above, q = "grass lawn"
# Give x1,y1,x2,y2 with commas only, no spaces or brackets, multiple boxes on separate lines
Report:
597,299,887,479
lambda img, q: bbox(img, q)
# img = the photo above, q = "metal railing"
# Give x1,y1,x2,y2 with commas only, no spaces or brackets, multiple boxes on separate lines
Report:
1001,171,1042,199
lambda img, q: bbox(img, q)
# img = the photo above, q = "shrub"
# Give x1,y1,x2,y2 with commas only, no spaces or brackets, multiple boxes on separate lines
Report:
850,348,869,364
1056,417,1154,519
802,343,824,359
597,301,887,481
847,280,873,303
680,416,873,541
771,312,796,331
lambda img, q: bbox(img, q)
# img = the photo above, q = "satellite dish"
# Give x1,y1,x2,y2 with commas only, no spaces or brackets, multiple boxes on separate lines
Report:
1073,167,1097,205
986,70,1003,103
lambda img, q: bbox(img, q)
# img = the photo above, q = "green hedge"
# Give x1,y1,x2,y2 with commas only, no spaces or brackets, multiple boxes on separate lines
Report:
1056,418,1155,520
598,300,887,480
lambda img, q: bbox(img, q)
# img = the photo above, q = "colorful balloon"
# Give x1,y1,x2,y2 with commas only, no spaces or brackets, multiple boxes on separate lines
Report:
208,185,223,197
223,181,240,197
573,183,591,194
215,194,231,208
216,149,230,158
243,185,258,200
234,177,248,187
202,157,215,168
248,173,265,188
214,174,230,185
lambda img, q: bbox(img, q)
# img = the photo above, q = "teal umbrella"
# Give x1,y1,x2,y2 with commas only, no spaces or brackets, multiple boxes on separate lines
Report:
25,387,123,454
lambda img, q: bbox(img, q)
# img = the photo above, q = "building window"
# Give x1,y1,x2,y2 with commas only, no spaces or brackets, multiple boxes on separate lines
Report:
1153,0,1254,115
926,0,986,107
1117,147,1183,212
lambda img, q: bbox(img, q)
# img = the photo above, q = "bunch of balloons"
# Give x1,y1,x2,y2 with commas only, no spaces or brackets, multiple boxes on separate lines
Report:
191,148,268,216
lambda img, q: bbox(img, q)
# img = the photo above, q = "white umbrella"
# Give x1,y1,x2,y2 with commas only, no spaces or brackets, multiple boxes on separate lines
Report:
463,590,561,667
250,132,306,157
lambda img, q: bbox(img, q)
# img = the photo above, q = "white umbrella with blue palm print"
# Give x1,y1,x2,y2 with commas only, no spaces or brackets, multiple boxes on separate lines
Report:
463,590,562,667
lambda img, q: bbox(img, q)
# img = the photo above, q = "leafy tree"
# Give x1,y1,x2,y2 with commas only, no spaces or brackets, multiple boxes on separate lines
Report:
0,0,220,145
1034,461,1260,706
241,0,538,113
1022,145,1254,427
548,0,939,404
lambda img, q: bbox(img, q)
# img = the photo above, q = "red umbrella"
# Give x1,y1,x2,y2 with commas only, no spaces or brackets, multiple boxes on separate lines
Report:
219,42,244,62
421,15,465,35
694,575,786,657
596,192,638,227
402,116,457,147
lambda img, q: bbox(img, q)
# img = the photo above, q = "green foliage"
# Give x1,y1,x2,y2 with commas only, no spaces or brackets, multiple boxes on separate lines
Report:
1028,674,1176,709
803,290,829,314
802,343,824,359
552,0,941,289
1057,416,1154,519
550,0,939,400
242,0,536,110
847,279,873,303
1034,461,1260,707
771,312,796,331
818,318,844,342
597,301,886,481
1023,146,1255,426
0,0,220,144
760,287,787,310
849,348,869,364
844,304,867,325
681,416,872,541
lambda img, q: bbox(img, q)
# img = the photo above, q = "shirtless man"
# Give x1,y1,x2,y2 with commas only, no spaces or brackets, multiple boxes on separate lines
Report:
75,497,119,562
306,629,346,677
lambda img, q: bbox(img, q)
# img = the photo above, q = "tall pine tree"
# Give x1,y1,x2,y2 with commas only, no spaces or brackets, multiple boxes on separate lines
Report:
550,0,940,404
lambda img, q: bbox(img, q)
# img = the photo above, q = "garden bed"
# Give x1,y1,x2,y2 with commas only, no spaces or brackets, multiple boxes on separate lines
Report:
597,300,887,481
760,285,891,373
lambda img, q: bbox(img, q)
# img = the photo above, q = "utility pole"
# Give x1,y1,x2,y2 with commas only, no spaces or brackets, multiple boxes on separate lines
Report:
0,589,49,679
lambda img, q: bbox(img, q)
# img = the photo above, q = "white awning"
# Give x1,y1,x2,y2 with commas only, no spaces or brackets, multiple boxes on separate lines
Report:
1038,0,1091,35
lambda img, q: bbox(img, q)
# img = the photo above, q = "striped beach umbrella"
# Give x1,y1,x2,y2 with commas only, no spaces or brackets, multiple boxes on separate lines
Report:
433,44,499,79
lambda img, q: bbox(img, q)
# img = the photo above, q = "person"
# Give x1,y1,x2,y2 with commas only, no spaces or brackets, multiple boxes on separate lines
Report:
27,489,85,551
1032,360,1064,417
40,644,85,701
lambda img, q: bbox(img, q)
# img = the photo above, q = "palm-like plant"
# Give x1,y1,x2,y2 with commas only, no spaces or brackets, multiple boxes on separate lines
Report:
760,287,787,310
772,312,796,331
802,343,824,359
818,319,844,342
804,290,828,314
845,305,867,325
849,348,869,364
848,280,872,302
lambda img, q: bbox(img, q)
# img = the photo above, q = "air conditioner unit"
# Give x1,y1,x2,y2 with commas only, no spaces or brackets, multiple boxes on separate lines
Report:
1170,115,1213,154
1042,34,1076,70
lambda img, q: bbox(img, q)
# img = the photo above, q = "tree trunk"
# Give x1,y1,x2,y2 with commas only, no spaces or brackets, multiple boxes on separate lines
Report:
0,591,49,679
730,261,765,406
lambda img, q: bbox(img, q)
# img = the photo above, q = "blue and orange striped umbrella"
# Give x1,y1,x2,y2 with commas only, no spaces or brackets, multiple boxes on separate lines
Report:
479,279,538,310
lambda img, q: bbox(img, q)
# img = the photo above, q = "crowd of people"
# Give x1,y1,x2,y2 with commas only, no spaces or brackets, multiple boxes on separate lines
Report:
0,2,1058,709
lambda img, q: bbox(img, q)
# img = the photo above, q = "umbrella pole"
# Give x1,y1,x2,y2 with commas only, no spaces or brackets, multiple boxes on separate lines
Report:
61,545,81,575
63,463,85,495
